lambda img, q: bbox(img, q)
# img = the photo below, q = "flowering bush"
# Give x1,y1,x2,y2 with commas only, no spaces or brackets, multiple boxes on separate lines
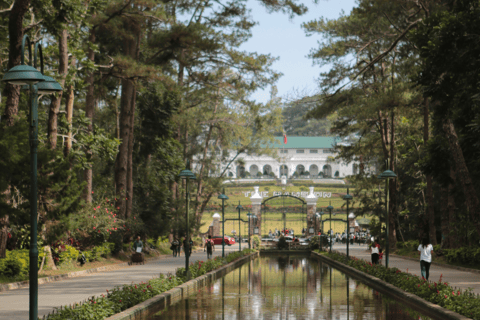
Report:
323,251,480,319
44,248,256,320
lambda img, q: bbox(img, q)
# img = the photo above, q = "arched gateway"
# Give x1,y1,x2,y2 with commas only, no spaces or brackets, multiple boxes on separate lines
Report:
249,186,319,238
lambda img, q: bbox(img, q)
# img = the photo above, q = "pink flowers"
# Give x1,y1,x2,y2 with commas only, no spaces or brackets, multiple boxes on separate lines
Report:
94,208,96,211
93,227,96,230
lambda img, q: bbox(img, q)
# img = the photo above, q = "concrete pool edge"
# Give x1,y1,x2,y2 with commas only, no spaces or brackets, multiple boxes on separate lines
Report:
311,251,470,320
105,251,259,320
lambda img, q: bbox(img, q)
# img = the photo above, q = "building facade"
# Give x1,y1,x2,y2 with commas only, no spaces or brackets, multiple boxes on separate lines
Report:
217,136,359,179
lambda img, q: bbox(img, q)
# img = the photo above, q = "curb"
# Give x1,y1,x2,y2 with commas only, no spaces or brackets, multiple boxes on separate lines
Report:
312,252,470,320
106,251,259,320
0,248,204,293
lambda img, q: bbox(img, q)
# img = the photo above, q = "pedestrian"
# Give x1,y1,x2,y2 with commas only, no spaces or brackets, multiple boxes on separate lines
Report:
171,238,179,257
204,235,215,259
189,237,193,256
133,236,143,253
371,239,380,265
418,237,434,280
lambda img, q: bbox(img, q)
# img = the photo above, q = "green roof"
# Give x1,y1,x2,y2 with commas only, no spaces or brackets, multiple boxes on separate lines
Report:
272,136,338,149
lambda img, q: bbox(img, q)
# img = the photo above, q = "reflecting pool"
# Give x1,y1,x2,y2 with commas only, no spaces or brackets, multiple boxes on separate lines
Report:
151,255,435,319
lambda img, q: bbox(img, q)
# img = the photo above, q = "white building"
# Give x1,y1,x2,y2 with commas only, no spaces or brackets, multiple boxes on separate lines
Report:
201,136,360,179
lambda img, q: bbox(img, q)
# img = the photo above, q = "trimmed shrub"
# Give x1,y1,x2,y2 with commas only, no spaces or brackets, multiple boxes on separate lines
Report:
277,236,288,249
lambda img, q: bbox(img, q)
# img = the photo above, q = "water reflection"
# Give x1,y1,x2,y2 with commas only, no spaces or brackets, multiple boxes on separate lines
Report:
152,256,434,320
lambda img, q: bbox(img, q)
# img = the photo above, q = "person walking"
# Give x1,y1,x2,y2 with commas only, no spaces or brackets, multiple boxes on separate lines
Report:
171,238,180,257
204,235,215,259
418,238,435,280
371,239,380,265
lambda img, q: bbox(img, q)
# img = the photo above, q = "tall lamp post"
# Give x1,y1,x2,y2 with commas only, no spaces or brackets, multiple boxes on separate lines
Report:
343,189,353,259
218,188,229,258
236,202,243,252
327,203,334,252
1,35,62,320
178,163,196,279
379,169,397,268
246,212,256,249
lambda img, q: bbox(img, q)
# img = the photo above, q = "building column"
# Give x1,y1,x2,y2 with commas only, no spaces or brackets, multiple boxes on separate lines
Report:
305,186,318,235
250,186,263,239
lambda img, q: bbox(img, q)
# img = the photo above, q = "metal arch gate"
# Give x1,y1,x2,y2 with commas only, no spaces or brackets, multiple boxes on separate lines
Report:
261,195,307,237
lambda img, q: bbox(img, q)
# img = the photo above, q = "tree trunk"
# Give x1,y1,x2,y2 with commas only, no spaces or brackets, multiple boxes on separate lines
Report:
115,77,133,218
388,111,397,250
424,97,436,244
1,0,30,127
440,185,449,248
64,56,76,157
48,29,68,149
0,215,9,259
447,168,460,248
442,118,480,236
126,80,136,219
83,30,96,203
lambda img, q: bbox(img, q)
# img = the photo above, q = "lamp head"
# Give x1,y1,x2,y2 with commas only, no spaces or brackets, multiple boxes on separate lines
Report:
379,169,397,179
218,193,229,200
178,168,195,179
236,204,243,210
343,194,353,200
327,205,334,211
2,64,45,85
37,75,62,94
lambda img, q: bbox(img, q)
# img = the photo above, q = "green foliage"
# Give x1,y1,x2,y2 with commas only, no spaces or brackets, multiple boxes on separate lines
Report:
443,247,480,266
308,235,320,250
252,235,260,248
0,249,47,280
277,236,288,249
325,252,480,319
57,245,80,266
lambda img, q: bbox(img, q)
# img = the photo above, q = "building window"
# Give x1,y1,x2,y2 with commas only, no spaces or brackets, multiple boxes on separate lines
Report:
296,150,305,154
279,150,288,154
323,149,334,154
309,150,318,154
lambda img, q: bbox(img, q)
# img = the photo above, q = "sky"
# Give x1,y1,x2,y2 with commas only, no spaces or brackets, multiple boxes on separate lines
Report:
240,0,357,104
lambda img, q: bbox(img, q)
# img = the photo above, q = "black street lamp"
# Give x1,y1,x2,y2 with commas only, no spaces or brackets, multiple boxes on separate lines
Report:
327,203,334,252
1,35,62,320
178,163,196,279
379,169,397,268
218,188,229,258
343,189,353,259
236,202,243,252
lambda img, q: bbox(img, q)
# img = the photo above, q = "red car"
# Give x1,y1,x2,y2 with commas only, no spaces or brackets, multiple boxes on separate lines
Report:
211,236,236,246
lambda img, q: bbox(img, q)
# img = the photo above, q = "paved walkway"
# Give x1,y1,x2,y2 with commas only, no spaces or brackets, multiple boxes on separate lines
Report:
0,245,240,320
333,243,480,294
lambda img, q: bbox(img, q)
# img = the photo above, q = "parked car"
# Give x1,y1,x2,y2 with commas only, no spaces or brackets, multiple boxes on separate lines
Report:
211,236,236,246
273,235,295,243
261,236,276,242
